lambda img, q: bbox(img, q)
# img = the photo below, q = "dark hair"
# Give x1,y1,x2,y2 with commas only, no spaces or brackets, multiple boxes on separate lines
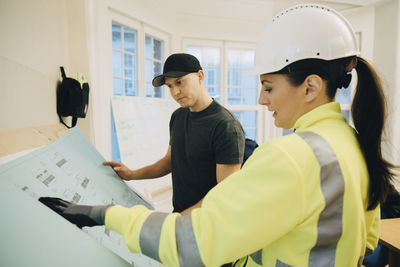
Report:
275,57,396,210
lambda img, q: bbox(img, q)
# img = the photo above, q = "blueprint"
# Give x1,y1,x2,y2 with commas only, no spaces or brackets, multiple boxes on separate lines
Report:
0,127,160,267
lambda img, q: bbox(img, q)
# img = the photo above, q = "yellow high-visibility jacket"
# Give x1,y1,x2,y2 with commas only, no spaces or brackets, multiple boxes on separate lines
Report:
105,102,380,267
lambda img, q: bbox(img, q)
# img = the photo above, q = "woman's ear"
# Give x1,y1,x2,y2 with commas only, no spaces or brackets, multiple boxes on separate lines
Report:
303,75,323,102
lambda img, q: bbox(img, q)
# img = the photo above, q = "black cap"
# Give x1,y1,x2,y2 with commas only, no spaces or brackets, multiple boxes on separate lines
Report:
152,53,202,87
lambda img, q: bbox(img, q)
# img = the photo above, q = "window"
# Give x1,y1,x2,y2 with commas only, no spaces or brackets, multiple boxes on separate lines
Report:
336,82,352,123
145,35,164,98
111,20,168,161
112,22,138,96
187,46,221,102
227,48,259,140
185,41,263,143
232,110,257,140
283,129,295,135
227,49,258,105
112,21,139,161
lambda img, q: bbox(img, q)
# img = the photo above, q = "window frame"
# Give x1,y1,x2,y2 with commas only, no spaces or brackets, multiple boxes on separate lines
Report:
108,14,170,99
184,38,223,102
94,10,171,160
141,24,170,99
224,41,265,143
183,38,271,144
111,21,139,96
144,34,164,98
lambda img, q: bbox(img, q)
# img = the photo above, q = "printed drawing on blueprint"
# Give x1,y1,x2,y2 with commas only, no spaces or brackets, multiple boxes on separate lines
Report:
0,127,160,267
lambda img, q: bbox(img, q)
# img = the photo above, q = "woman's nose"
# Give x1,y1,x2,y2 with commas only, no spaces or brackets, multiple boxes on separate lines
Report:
258,92,268,106
258,96,263,105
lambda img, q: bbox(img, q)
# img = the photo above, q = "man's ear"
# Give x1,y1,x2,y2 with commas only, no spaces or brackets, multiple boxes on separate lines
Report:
303,75,323,102
197,70,204,83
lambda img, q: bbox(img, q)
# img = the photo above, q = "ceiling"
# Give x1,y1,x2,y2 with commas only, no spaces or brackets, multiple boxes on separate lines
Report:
152,0,390,27
251,0,389,11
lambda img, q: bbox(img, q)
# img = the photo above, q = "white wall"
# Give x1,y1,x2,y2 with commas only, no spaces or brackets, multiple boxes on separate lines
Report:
0,0,66,130
0,0,93,141
374,0,400,188
343,6,375,60
176,0,272,43
65,0,94,141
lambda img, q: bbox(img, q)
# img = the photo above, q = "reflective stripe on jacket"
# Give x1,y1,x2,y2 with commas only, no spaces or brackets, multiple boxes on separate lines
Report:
105,102,380,266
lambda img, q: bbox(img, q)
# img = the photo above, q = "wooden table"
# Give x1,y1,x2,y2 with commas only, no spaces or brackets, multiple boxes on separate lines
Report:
379,218,400,266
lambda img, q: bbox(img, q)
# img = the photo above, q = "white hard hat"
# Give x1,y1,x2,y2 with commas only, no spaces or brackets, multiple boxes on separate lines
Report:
249,4,360,76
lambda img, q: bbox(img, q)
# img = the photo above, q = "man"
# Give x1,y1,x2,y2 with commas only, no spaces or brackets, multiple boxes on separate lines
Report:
104,53,245,214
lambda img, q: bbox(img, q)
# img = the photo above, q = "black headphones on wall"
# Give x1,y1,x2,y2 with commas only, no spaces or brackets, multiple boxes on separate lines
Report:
57,66,89,128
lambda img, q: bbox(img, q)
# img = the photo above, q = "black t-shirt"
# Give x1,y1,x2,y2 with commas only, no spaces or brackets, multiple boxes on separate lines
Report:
169,100,245,212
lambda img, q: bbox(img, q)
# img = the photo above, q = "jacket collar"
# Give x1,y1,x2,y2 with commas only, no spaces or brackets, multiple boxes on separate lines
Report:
294,102,345,131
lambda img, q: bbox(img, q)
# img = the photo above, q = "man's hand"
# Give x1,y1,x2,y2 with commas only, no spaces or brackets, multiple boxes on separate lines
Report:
38,197,110,228
103,161,133,181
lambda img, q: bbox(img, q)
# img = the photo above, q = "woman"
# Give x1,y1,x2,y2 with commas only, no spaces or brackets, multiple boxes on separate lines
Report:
39,4,396,266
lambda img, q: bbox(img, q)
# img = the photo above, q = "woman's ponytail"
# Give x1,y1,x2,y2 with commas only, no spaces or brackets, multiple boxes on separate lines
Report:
352,57,396,210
